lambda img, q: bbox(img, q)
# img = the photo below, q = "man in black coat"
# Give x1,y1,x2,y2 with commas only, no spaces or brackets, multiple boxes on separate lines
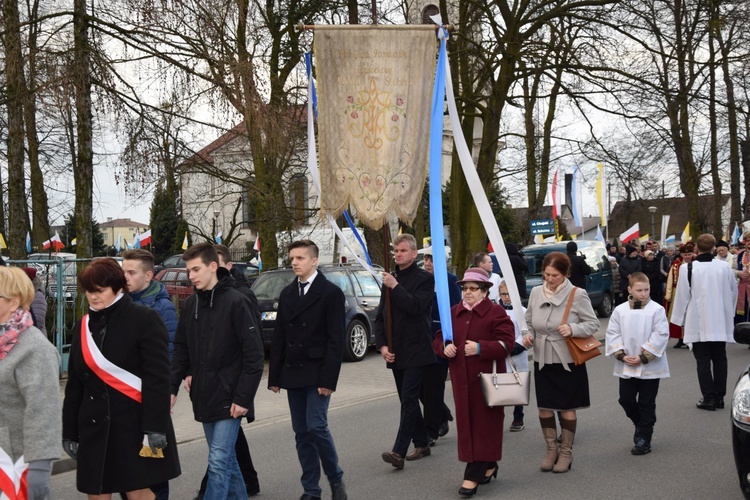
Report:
268,239,348,500
375,234,435,469
566,241,592,289
171,243,264,500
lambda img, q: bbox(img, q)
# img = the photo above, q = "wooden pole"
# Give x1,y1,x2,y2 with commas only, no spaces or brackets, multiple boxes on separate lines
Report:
382,224,393,352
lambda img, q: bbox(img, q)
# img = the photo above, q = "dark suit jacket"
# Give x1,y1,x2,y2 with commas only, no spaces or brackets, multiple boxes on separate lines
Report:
567,252,592,289
268,271,346,391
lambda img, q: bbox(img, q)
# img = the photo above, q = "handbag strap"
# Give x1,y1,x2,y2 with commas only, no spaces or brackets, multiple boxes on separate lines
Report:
493,340,517,375
561,287,577,324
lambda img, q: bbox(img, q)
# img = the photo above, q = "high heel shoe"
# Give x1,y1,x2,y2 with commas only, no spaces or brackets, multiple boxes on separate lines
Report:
458,482,478,497
479,467,498,485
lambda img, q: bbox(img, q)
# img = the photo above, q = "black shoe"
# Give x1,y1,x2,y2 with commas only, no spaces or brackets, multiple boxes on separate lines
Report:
479,467,498,485
438,421,449,437
428,438,437,447
331,481,348,500
299,495,321,500
458,482,478,497
716,399,725,409
631,439,652,455
673,339,685,348
696,399,716,411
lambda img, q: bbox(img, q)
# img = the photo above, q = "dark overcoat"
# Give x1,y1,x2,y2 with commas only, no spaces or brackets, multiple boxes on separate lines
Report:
268,271,346,391
434,298,515,463
62,295,181,494
374,262,435,370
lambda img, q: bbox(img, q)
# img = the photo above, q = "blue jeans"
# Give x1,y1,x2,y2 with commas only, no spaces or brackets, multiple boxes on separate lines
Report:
202,418,246,500
288,386,344,497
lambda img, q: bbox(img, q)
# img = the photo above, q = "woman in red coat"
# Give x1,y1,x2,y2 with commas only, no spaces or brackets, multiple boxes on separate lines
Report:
434,267,515,497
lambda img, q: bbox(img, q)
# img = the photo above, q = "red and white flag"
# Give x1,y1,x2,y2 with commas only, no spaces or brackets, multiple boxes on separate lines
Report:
0,445,28,500
551,167,561,219
619,223,640,244
138,229,152,247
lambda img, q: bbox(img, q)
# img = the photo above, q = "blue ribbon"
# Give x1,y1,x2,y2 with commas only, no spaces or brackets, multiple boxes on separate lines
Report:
343,211,372,265
429,29,453,342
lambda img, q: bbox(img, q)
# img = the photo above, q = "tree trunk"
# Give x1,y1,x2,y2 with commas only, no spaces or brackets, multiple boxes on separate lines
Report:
2,0,30,258
73,0,94,258
716,28,742,226
25,0,50,250
708,16,722,238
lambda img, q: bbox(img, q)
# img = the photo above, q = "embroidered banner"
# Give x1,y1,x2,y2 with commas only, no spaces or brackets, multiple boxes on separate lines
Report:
314,26,436,229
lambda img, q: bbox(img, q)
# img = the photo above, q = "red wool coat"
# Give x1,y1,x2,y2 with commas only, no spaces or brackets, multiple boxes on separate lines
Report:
434,298,516,463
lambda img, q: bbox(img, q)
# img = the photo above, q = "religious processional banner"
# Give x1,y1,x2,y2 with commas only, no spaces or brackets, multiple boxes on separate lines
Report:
314,26,437,229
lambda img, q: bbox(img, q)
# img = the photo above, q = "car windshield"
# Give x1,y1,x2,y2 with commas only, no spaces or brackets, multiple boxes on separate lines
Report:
524,253,546,276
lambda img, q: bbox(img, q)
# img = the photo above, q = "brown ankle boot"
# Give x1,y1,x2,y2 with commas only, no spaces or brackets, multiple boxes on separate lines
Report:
553,418,576,473
539,416,558,471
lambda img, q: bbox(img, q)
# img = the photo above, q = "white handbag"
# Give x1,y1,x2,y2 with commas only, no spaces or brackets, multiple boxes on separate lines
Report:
478,340,531,407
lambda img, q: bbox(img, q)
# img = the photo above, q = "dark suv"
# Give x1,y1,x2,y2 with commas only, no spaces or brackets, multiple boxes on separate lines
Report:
251,264,382,362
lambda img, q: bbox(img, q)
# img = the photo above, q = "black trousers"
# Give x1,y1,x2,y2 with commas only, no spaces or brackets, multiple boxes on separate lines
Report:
692,341,728,402
420,363,451,440
464,461,497,482
199,426,258,495
392,366,429,457
618,378,660,428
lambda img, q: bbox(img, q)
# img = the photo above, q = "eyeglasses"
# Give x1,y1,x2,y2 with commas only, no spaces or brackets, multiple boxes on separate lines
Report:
461,285,482,292
499,292,510,296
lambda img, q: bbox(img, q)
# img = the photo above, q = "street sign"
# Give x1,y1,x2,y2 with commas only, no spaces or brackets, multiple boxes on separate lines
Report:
530,219,556,235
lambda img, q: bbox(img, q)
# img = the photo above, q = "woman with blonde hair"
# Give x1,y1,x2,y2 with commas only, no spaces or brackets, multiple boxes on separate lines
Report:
0,266,61,499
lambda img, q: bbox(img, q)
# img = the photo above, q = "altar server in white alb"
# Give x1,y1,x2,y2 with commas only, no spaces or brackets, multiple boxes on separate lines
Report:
670,233,738,412
606,272,669,456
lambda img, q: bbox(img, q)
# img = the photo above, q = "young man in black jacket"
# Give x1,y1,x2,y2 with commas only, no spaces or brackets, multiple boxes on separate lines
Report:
268,239,348,500
171,243,264,500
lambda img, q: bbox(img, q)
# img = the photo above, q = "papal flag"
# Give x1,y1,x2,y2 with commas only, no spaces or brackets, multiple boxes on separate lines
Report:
181,231,189,250
681,222,691,243
315,26,437,228
596,163,607,227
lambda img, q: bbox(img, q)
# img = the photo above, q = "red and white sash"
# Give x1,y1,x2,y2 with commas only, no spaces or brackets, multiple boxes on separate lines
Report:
0,446,27,500
80,314,142,403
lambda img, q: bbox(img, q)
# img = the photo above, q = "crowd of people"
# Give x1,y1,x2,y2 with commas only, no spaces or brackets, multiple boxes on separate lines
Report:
0,230,741,499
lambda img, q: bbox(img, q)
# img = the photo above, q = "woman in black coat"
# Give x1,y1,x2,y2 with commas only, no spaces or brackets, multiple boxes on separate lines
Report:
62,259,180,496
641,250,664,304
618,245,642,304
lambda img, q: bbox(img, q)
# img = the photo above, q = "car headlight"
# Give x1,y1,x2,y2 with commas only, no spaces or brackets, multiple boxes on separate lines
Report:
733,374,750,424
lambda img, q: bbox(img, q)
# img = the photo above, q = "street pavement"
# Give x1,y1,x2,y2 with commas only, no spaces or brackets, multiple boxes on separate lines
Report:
52,318,749,499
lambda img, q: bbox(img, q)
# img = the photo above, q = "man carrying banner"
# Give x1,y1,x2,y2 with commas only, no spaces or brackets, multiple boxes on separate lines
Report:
375,234,435,469
171,243,264,500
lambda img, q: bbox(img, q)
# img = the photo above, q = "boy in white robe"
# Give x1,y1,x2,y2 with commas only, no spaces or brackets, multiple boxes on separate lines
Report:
606,272,670,455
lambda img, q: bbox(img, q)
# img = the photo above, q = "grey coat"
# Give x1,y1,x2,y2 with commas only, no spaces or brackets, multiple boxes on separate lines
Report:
0,325,61,462
525,279,600,371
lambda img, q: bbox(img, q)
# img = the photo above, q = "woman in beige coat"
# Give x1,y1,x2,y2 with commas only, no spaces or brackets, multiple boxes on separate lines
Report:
522,252,599,473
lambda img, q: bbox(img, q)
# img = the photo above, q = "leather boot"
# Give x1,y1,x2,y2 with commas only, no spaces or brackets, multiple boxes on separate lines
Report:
553,418,576,473
539,416,558,472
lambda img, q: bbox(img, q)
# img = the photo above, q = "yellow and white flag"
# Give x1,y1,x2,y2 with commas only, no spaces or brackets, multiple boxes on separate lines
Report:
680,223,690,243
639,234,650,243
596,163,607,227
0,233,6,249
181,231,189,250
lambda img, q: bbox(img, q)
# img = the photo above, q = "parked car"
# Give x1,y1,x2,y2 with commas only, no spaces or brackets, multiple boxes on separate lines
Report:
154,268,193,305
521,240,614,317
27,253,79,302
154,254,186,274
732,323,750,499
251,264,382,362
231,262,260,284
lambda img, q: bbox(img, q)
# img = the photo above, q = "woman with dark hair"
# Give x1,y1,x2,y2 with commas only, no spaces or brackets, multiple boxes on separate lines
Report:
522,252,599,474
62,258,180,499
433,268,515,497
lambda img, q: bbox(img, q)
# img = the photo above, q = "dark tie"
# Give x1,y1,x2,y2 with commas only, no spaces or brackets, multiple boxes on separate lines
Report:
299,281,308,297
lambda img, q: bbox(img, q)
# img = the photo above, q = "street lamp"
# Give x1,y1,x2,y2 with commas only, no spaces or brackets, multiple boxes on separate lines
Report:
212,209,220,241
648,206,657,240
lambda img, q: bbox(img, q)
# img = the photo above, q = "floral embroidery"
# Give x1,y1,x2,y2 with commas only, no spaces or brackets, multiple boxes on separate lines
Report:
344,78,406,151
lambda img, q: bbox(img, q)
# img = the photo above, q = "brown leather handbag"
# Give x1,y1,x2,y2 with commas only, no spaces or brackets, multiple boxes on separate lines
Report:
562,287,602,365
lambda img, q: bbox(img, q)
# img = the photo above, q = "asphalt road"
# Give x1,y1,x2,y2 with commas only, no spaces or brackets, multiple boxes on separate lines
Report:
52,318,748,499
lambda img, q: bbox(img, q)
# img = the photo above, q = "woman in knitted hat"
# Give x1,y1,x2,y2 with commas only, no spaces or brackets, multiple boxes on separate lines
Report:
433,267,515,497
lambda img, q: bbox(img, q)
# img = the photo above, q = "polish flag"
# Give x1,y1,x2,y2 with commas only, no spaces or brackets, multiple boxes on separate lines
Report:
139,229,152,247
619,223,640,244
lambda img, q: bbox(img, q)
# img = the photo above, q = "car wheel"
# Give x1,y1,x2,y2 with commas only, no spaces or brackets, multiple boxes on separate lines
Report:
344,319,369,362
597,292,613,318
